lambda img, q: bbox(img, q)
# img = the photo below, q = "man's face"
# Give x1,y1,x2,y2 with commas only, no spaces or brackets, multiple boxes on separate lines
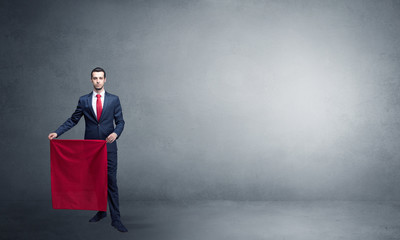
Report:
91,72,106,91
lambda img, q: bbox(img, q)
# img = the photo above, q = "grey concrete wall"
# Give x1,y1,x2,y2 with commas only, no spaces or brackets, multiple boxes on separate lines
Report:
1,0,400,201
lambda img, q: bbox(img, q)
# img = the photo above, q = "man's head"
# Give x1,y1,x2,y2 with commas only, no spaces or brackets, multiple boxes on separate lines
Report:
91,67,106,92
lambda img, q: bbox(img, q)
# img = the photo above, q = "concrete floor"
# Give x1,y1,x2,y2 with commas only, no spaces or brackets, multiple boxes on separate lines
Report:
1,200,400,240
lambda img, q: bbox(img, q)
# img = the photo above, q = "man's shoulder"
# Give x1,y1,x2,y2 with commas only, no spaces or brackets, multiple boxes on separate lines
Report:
78,92,92,101
105,92,120,99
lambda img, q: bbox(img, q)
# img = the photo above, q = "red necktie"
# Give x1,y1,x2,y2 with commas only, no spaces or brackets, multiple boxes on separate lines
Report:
96,94,102,121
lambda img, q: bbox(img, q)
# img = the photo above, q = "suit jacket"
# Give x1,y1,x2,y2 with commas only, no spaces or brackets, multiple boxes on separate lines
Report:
55,92,125,153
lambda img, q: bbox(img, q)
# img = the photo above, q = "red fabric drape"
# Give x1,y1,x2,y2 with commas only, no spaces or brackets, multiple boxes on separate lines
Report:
50,139,107,211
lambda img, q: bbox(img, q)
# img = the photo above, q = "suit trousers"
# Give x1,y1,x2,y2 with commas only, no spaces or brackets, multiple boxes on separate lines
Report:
107,152,120,221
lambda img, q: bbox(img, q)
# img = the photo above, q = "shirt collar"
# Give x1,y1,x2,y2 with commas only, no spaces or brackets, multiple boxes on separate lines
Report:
93,90,105,98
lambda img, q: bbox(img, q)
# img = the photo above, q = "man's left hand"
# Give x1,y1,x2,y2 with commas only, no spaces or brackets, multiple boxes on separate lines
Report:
106,133,118,143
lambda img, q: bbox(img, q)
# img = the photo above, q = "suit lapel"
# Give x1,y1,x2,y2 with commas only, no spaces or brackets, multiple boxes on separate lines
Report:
100,92,110,122
87,92,97,121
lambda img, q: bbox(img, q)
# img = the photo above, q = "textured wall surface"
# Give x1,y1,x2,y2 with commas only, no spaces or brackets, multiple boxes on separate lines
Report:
1,0,400,201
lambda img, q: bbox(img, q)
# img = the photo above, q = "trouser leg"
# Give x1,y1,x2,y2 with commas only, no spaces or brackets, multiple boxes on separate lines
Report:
107,152,120,221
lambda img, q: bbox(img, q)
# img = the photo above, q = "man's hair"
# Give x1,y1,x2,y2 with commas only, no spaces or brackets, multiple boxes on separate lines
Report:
91,67,106,78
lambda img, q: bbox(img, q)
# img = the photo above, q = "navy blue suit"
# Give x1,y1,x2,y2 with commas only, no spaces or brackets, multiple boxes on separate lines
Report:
55,91,125,221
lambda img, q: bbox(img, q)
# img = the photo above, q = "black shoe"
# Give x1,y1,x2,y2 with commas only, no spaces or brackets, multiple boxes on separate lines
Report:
111,220,128,232
89,211,107,222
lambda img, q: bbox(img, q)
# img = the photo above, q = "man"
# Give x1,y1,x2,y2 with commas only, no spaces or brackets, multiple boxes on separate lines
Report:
48,67,127,232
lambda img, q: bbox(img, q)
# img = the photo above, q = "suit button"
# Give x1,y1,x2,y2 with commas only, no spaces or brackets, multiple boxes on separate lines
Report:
98,124,100,126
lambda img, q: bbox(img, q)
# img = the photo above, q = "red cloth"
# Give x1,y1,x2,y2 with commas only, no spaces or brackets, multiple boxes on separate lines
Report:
50,139,108,211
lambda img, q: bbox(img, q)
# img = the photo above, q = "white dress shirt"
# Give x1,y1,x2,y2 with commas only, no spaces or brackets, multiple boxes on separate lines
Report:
92,90,105,119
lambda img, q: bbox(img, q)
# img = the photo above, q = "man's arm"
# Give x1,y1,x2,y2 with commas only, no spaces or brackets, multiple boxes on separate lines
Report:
108,97,125,142
48,99,84,140
113,96,125,137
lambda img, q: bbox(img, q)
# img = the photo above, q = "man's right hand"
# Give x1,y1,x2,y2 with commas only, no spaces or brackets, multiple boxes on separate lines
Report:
48,133,58,140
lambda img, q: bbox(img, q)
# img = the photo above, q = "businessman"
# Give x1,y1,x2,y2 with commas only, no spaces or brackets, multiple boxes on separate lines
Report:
48,67,127,232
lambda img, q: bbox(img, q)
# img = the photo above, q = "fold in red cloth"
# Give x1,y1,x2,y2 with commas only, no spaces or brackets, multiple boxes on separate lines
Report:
50,139,107,211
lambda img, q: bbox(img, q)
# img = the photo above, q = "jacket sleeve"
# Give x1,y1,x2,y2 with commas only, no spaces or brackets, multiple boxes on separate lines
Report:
113,96,125,138
55,99,84,137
